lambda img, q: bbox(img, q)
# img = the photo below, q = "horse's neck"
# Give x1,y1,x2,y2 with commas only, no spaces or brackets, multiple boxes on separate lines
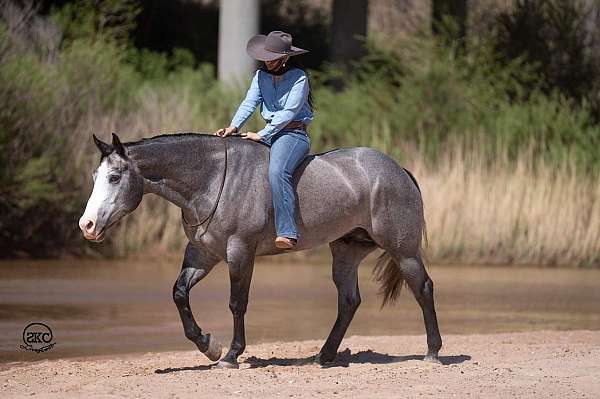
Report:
128,138,225,218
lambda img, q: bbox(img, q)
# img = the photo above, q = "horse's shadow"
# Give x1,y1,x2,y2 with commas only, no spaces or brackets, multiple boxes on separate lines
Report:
245,349,471,369
154,349,471,373
155,364,213,374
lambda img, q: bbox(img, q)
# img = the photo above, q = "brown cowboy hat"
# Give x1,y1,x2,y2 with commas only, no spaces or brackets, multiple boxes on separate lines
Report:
246,31,309,62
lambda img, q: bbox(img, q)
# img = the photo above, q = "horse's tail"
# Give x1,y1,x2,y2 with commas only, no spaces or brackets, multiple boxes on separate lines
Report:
372,251,404,308
372,167,427,308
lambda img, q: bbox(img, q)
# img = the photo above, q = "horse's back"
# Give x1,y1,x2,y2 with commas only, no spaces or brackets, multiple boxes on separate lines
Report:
233,140,418,209
299,146,413,195
288,146,420,248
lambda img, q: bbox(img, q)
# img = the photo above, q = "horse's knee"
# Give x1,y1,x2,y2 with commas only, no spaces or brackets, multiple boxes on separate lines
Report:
336,279,361,312
343,292,361,312
228,299,248,316
172,286,187,307
227,273,249,316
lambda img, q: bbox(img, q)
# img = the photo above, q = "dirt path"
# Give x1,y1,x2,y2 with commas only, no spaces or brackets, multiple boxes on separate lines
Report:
2,331,599,398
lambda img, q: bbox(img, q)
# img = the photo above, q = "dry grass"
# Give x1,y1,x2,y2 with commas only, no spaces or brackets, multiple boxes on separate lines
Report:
411,148,600,267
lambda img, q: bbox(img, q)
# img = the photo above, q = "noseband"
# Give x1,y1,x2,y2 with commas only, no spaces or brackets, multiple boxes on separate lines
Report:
181,137,228,238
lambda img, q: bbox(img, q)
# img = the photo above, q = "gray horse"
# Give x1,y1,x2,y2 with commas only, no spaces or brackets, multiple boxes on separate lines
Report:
78,132,442,368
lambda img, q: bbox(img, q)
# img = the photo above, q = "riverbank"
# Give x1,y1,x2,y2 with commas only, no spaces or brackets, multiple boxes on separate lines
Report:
2,331,599,398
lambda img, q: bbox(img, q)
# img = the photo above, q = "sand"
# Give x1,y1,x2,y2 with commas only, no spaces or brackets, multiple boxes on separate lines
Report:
2,330,599,398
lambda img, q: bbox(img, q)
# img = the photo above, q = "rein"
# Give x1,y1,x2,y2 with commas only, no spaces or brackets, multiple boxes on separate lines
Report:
181,137,228,238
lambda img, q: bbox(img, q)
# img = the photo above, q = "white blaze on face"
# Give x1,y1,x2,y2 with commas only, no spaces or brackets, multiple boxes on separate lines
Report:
78,159,114,238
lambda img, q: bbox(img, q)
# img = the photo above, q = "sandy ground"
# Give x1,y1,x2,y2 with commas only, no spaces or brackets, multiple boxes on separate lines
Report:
1,330,599,398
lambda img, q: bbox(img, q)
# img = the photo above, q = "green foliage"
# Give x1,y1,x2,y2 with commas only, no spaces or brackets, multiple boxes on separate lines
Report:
308,33,600,171
124,46,197,80
0,2,142,256
493,0,600,121
13,157,66,210
52,0,141,45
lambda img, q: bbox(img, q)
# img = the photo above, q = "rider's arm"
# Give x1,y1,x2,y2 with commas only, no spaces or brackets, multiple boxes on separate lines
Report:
256,71,309,142
229,71,262,131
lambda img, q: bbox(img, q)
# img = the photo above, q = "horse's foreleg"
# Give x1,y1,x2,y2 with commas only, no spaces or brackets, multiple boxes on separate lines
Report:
216,240,255,369
317,238,377,364
173,242,221,361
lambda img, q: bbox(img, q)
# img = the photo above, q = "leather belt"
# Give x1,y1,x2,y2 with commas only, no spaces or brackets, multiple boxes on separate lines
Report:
264,120,307,131
284,120,307,130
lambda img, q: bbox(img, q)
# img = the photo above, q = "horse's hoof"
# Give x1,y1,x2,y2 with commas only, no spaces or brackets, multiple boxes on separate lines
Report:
424,354,442,364
203,335,222,362
315,352,335,365
214,360,239,369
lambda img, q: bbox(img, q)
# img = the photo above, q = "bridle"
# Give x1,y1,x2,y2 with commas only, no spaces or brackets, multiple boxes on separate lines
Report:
181,137,228,238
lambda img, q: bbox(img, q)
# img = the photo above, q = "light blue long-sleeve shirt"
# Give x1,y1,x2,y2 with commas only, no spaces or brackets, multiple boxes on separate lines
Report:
229,67,314,143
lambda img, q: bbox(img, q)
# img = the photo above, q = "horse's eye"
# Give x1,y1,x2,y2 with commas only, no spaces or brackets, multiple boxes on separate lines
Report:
109,174,121,184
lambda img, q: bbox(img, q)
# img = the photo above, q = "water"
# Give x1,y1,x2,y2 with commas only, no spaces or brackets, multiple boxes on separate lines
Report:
1,255,599,363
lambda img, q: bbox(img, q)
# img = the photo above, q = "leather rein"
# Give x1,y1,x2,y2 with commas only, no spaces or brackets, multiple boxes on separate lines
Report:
181,137,228,238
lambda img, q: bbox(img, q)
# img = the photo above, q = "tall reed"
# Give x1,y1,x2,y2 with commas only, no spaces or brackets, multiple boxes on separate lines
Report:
411,146,600,267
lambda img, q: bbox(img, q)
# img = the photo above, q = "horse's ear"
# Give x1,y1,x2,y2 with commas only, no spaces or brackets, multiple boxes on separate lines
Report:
93,134,112,157
111,133,127,157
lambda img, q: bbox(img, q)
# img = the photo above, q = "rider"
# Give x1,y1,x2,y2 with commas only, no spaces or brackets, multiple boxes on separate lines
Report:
215,31,314,250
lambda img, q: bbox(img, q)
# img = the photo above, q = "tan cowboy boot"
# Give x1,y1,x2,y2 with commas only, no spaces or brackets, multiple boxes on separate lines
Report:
275,236,296,250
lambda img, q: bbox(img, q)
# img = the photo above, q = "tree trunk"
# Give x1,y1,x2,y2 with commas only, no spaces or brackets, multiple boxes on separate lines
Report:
218,0,260,84
330,0,369,65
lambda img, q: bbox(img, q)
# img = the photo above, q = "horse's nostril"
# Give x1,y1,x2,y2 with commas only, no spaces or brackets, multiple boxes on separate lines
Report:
85,220,94,232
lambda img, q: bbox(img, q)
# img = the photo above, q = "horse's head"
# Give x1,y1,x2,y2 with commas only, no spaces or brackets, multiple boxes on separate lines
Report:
78,133,144,242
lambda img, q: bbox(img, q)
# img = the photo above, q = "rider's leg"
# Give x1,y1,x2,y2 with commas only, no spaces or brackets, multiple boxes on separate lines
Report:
268,130,310,244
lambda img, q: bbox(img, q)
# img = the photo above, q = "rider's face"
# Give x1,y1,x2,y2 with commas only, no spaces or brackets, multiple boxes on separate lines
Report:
265,56,288,71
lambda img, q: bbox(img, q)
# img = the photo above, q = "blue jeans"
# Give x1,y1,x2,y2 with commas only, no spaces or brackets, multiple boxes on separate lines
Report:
266,129,310,240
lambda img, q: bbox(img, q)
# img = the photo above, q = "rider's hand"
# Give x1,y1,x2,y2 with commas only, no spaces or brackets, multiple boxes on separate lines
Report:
214,126,237,137
242,132,262,142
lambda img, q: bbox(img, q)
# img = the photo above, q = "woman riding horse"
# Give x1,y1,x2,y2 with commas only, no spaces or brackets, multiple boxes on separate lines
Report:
215,30,313,251
78,32,442,369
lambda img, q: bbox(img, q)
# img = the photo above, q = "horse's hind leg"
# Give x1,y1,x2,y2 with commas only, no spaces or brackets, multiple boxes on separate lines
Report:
393,253,442,363
317,237,377,364
173,242,222,361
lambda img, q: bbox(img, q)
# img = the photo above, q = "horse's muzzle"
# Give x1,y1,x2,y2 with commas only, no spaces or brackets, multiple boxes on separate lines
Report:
78,217,105,242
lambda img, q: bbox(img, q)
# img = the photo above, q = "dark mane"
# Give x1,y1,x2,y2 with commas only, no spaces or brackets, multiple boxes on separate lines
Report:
124,132,218,147
122,132,342,155
124,132,269,148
